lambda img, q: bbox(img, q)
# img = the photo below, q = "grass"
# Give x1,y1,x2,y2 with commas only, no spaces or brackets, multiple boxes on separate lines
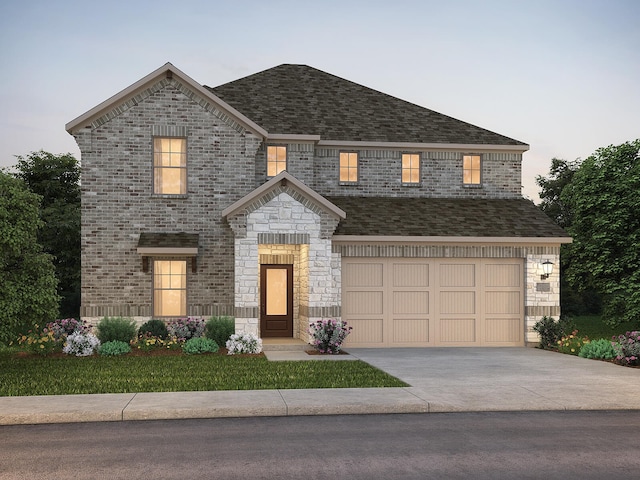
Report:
0,353,407,397
570,315,638,340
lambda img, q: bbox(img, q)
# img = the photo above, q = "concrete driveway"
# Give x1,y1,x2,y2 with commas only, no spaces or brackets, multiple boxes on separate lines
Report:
349,347,640,412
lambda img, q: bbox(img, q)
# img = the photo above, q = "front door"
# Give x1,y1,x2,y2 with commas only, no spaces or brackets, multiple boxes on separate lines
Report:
260,264,293,337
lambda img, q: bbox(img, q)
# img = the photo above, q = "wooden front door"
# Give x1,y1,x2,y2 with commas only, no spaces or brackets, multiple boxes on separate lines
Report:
260,264,294,337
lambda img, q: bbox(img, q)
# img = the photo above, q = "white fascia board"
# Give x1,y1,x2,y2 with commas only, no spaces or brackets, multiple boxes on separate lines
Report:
317,140,530,153
332,235,573,244
66,62,268,138
266,134,321,143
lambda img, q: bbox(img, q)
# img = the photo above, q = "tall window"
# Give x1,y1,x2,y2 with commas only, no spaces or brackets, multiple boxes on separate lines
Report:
339,152,358,183
267,145,287,177
153,260,187,317
463,155,481,185
401,153,420,184
154,138,187,194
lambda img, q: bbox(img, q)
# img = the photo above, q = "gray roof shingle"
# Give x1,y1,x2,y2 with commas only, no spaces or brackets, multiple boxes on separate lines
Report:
326,197,568,238
207,64,527,146
137,233,199,249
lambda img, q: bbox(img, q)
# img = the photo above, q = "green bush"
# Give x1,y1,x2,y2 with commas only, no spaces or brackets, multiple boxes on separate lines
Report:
182,337,219,355
138,319,168,340
98,340,131,357
578,338,616,360
205,316,235,347
557,330,588,355
96,316,137,343
532,316,575,349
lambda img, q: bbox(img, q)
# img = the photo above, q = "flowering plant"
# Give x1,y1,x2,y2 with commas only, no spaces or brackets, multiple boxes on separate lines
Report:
167,317,205,341
15,326,60,356
557,330,589,356
63,331,101,357
226,333,262,355
612,331,640,366
46,318,89,341
132,333,182,352
309,319,352,354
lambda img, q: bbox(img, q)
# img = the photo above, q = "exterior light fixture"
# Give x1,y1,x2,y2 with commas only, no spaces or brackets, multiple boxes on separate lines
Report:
540,260,554,280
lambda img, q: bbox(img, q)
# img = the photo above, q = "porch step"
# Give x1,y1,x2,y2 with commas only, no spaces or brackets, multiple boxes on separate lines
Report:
261,338,310,352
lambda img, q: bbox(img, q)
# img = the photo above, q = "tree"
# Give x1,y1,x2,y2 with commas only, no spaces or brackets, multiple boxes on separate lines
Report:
562,140,640,327
0,171,59,344
536,158,601,315
12,151,81,317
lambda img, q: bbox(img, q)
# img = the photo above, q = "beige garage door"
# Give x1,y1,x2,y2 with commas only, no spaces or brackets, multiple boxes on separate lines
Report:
342,258,523,347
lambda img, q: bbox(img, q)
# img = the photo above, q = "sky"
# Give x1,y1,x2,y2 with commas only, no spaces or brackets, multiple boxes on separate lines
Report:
1,0,638,202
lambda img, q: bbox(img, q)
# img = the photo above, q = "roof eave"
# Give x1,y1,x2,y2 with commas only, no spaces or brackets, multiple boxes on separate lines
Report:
332,235,572,244
317,140,529,153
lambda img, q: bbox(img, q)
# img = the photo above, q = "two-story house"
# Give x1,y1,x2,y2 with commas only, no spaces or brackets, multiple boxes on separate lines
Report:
66,63,570,347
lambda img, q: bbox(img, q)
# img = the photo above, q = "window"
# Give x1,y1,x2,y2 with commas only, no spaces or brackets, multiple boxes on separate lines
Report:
463,155,481,185
154,138,186,194
401,153,420,183
339,152,358,183
267,145,287,177
153,260,187,317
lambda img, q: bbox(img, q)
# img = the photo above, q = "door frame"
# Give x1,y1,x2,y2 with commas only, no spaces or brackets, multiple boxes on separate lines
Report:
260,264,294,337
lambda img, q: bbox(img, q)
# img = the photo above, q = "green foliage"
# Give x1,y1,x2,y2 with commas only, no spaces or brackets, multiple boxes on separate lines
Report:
611,331,640,366
12,151,81,318
562,140,640,328
132,334,182,352
182,337,219,355
14,326,61,356
556,330,589,355
532,316,575,350
138,319,169,339
98,340,132,357
578,338,617,360
96,317,137,343
0,171,59,344
0,355,407,396
205,316,235,347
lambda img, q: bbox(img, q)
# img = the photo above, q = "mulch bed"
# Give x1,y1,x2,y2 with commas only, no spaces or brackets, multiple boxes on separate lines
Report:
305,349,349,356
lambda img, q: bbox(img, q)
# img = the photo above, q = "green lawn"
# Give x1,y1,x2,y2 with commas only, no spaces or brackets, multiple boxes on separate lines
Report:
570,315,637,340
0,353,407,397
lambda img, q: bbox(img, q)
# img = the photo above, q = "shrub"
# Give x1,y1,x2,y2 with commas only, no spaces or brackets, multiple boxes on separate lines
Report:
96,316,137,343
167,317,205,341
579,338,617,360
138,319,168,340
612,331,640,366
46,318,88,341
15,326,60,356
182,337,219,355
226,333,263,355
557,330,589,355
205,316,235,347
309,319,352,354
132,333,182,352
98,340,131,357
63,331,100,357
532,316,575,350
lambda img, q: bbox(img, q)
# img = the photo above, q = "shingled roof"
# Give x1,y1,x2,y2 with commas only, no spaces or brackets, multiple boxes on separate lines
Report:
207,64,527,146
326,197,569,238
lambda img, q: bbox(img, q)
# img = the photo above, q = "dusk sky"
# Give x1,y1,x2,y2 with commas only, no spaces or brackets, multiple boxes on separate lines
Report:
1,0,638,201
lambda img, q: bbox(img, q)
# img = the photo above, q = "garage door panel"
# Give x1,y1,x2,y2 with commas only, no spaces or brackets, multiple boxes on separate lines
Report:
485,318,521,343
486,263,521,287
440,291,475,314
440,318,476,343
485,291,521,314
344,263,383,287
345,319,384,345
440,264,475,287
393,319,429,343
393,263,429,287
344,291,383,315
393,291,429,314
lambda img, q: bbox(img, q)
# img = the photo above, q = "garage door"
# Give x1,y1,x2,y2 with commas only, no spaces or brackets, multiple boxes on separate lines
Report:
342,258,523,347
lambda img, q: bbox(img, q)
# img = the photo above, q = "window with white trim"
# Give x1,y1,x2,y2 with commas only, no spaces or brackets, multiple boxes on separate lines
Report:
153,138,187,194
153,260,187,317
401,153,420,184
339,152,358,183
463,154,481,185
267,145,287,177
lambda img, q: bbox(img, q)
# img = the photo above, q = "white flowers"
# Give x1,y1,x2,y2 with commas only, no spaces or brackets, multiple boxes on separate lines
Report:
63,331,101,357
226,333,263,355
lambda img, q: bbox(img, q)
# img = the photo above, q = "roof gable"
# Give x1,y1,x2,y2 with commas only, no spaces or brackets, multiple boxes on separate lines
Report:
208,64,527,149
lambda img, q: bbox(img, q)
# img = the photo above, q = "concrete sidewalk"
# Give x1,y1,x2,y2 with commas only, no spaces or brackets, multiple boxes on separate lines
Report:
1,348,639,425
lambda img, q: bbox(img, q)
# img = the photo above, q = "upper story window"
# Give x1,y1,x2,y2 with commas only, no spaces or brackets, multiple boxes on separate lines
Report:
267,145,287,177
153,138,187,194
401,153,420,184
153,260,187,317
339,152,358,183
463,154,482,185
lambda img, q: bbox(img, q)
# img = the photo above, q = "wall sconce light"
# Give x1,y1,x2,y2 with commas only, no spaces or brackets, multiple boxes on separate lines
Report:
540,260,554,280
